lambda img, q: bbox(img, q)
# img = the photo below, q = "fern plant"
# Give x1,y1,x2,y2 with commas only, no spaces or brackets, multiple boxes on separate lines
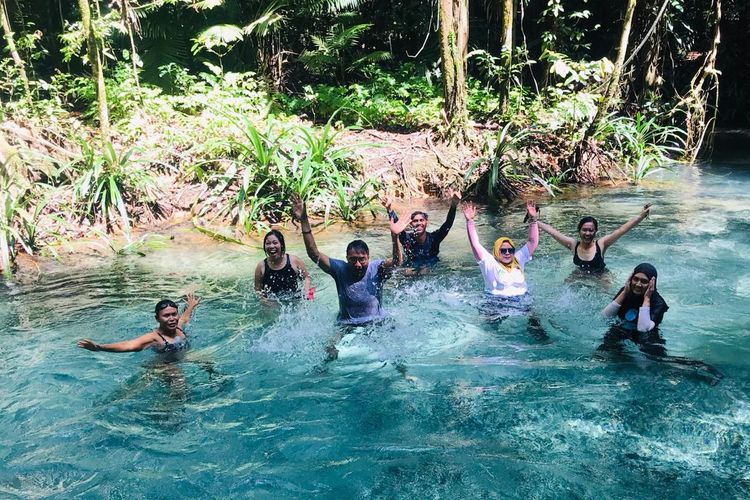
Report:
299,22,391,83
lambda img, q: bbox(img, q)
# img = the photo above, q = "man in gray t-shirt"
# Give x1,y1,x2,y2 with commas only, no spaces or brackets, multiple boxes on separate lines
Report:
291,196,402,326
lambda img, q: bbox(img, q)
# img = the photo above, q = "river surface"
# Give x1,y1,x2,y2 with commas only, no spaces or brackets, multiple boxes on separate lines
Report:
1,161,749,498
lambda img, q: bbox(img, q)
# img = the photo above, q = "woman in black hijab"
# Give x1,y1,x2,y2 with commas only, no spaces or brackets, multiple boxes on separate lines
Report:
599,263,722,382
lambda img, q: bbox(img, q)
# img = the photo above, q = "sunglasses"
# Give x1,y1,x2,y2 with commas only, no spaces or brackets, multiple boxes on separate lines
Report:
499,247,515,255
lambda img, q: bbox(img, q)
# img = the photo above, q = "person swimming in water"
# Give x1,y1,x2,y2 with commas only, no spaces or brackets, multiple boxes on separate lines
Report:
382,188,461,274
463,200,539,298
599,263,722,381
537,204,652,274
254,229,312,300
77,293,200,355
463,200,547,341
291,195,402,359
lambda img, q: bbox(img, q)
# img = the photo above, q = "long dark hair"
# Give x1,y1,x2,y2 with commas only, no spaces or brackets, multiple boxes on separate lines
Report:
263,229,286,254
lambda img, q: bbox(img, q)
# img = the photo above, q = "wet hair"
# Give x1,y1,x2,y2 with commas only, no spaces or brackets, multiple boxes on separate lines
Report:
410,211,428,220
577,216,599,232
346,239,370,255
155,299,178,315
263,229,286,254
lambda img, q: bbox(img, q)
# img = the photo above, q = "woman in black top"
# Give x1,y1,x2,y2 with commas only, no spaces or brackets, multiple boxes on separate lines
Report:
537,204,652,273
254,230,312,299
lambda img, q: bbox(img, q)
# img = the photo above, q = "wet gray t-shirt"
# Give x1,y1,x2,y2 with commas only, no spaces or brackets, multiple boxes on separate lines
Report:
327,258,389,324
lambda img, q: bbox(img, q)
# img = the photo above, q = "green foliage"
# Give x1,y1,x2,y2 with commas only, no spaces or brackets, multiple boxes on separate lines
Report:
277,65,442,129
69,142,159,233
596,113,686,184
299,21,391,84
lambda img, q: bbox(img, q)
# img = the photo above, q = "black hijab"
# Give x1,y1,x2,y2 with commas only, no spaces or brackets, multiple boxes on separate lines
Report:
614,263,669,327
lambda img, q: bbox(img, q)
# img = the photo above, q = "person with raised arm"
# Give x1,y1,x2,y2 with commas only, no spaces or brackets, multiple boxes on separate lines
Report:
291,195,401,326
77,293,200,357
382,188,461,274
537,204,652,273
463,200,539,298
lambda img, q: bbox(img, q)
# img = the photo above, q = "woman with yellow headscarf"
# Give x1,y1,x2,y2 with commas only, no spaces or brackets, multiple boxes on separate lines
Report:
463,200,539,297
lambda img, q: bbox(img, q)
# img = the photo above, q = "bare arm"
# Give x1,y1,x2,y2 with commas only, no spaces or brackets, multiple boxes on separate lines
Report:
77,332,158,353
462,202,485,261
537,220,576,251
383,231,403,269
599,203,651,252
291,195,331,273
254,261,264,292
178,293,200,328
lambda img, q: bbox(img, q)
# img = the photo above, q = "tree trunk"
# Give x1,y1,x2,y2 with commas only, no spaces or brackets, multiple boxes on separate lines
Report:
598,0,638,116
500,0,514,112
78,0,110,139
0,0,30,97
120,0,141,92
682,0,721,161
439,0,470,145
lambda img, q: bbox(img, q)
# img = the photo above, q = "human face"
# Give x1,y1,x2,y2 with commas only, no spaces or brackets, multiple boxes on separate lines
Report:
156,306,179,332
578,222,597,242
264,235,282,259
497,242,515,265
410,214,428,235
630,272,650,295
346,249,370,278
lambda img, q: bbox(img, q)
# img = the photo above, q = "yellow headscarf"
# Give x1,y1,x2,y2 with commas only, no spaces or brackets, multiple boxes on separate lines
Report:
493,237,520,270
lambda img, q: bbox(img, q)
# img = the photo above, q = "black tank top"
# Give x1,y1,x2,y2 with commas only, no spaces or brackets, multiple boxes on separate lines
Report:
573,241,606,273
262,255,300,294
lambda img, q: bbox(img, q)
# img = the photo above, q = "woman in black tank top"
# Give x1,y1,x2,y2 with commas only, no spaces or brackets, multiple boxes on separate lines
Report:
537,204,652,274
254,230,312,298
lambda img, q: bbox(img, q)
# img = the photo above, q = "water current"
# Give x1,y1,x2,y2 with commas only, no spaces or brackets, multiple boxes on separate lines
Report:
1,160,749,498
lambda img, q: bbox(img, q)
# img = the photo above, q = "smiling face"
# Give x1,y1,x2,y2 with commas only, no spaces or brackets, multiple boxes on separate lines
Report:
578,221,597,242
629,272,650,295
264,234,283,259
156,306,179,332
346,249,370,279
496,241,515,265
410,213,428,236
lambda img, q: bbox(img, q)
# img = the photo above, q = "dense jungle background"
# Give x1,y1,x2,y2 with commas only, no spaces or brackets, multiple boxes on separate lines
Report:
0,0,747,275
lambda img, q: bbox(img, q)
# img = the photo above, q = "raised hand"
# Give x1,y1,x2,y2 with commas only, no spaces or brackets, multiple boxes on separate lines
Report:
526,200,538,219
447,187,462,204
290,193,305,221
462,201,476,221
641,203,652,218
380,195,393,212
185,292,200,309
624,273,633,295
644,277,656,300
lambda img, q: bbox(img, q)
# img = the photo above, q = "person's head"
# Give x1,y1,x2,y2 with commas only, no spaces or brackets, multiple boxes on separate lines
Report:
263,229,286,258
410,211,429,235
155,299,179,331
346,239,370,278
577,216,599,242
629,262,657,296
492,237,518,268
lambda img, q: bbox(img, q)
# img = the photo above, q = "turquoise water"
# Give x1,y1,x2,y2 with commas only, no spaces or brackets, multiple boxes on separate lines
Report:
1,161,749,498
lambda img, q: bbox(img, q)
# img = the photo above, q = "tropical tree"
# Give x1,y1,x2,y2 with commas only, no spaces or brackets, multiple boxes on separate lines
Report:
439,0,470,144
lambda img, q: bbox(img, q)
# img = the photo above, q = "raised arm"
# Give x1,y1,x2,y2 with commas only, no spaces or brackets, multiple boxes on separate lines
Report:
525,200,539,255
537,220,576,251
432,188,461,242
291,194,331,273
598,203,651,251
77,332,158,353
463,202,485,261
381,231,404,273
178,293,200,328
